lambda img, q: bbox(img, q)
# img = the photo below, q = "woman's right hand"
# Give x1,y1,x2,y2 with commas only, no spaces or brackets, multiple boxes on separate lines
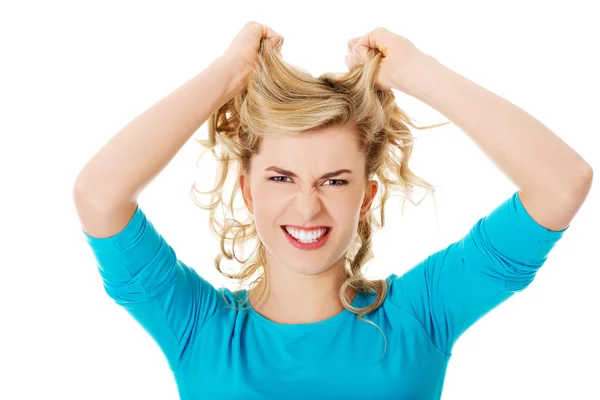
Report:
219,21,284,96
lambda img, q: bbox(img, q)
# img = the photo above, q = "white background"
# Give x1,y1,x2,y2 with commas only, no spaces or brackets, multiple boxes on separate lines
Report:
1,0,598,399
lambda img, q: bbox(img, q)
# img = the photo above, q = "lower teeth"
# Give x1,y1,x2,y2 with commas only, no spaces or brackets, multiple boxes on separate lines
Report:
291,234,325,243
298,238,319,243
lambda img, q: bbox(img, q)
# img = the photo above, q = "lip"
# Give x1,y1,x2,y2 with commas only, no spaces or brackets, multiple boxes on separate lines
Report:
281,226,331,250
282,224,331,230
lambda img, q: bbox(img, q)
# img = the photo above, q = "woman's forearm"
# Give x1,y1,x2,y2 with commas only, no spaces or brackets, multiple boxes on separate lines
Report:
403,54,592,231
74,56,244,211
404,55,592,198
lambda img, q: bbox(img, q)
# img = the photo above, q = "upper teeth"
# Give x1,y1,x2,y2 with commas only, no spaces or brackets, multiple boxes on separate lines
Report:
284,226,328,242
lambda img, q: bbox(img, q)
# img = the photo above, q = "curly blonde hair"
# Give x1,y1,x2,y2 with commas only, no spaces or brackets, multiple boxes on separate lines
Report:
189,38,449,336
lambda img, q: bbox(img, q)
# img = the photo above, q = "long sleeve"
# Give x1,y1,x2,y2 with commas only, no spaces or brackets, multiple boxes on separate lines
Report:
81,203,223,370
387,191,569,355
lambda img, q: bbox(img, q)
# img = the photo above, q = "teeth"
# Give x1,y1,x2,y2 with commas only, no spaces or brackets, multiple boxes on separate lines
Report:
284,226,328,243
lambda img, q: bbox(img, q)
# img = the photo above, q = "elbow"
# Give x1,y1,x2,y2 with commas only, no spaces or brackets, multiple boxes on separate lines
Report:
567,162,593,205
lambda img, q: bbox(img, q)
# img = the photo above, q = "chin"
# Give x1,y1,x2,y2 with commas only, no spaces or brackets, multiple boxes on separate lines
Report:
283,254,345,276
288,263,332,276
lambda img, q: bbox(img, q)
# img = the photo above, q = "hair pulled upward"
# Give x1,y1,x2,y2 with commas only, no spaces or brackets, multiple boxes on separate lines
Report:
190,38,450,329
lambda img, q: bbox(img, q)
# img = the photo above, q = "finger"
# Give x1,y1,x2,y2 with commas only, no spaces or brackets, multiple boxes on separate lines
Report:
272,35,284,52
344,51,360,71
358,27,390,57
347,36,360,50
344,54,354,71
351,33,376,61
352,43,369,62
355,32,372,50
261,24,284,51
356,28,384,51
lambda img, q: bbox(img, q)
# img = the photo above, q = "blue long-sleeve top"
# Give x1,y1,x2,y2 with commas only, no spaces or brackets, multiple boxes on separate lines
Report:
81,191,568,399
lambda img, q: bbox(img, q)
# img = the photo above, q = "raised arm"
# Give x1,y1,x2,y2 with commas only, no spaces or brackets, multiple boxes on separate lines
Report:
72,22,284,371
71,46,248,372
73,53,245,236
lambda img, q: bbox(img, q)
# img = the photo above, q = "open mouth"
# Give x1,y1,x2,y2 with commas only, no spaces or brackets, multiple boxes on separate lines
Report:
280,226,331,250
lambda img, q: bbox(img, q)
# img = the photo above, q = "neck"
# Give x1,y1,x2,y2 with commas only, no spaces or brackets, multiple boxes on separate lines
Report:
248,261,356,325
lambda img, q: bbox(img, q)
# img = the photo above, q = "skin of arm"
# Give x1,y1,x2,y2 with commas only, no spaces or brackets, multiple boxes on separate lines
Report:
73,55,245,211
402,53,593,232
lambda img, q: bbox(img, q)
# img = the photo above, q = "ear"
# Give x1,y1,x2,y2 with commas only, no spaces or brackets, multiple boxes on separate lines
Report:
359,179,378,220
239,173,254,215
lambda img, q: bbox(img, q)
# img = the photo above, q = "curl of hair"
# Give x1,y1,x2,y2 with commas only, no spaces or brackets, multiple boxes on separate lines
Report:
190,38,450,357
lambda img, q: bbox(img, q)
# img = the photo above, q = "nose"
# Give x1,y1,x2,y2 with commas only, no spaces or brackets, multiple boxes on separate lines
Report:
294,188,322,221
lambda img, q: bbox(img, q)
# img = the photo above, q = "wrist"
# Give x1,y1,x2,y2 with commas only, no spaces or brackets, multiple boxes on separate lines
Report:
212,55,249,100
396,52,442,98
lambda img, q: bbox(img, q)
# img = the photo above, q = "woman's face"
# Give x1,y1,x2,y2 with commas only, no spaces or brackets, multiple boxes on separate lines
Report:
240,124,378,276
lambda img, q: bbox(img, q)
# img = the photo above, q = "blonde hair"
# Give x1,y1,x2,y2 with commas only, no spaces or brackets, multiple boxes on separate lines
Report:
190,38,450,354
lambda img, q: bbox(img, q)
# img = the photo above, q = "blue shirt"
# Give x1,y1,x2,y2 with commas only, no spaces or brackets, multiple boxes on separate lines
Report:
82,191,567,399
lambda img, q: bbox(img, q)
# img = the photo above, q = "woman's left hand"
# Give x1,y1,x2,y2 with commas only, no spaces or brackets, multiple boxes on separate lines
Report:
345,27,430,93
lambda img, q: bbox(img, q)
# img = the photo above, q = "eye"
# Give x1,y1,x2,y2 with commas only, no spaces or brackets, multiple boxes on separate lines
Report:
268,177,348,186
323,179,348,186
268,176,292,183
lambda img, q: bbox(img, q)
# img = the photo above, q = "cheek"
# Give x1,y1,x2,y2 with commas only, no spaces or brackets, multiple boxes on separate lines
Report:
252,188,285,213
330,188,364,215
251,190,285,237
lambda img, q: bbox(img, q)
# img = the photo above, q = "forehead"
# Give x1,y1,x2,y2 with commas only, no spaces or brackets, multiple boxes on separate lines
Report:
254,125,362,165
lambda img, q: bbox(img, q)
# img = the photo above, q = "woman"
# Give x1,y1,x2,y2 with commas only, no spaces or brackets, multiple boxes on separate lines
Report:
73,21,593,399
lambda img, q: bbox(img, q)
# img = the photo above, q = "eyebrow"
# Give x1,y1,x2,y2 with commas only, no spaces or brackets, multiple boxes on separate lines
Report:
264,166,353,180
